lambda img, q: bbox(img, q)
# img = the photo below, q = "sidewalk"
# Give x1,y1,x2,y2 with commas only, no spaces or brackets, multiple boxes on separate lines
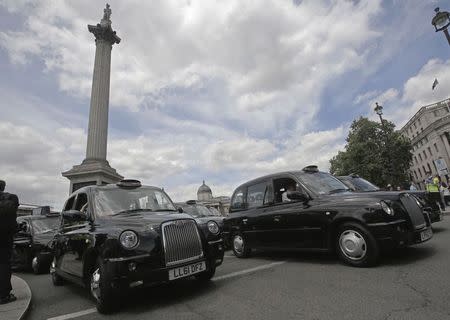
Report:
0,275,32,320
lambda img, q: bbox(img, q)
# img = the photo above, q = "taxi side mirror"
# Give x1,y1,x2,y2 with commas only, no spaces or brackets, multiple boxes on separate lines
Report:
287,191,309,202
177,207,184,213
62,210,87,221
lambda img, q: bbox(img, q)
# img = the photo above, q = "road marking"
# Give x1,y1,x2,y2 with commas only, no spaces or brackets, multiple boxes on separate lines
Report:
213,261,287,281
47,308,97,320
47,261,286,320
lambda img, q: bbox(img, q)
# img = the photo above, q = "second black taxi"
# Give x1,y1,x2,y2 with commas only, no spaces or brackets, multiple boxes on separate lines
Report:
50,180,224,313
337,174,442,223
223,166,433,267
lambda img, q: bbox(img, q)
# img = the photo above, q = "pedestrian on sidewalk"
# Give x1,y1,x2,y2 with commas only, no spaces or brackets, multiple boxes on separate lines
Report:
409,181,418,191
441,182,450,207
426,174,445,211
0,180,19,304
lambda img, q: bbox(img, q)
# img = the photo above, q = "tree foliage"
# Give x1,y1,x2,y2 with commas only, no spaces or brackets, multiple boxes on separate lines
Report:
330,117,412,188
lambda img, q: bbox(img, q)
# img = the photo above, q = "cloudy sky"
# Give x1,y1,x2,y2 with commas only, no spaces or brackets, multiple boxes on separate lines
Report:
1,0,450,210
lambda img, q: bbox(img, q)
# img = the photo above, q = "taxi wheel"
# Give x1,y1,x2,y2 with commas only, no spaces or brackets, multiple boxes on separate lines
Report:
232,233,251,258
195,266,216,282
90,259,117,314
336,222,379,267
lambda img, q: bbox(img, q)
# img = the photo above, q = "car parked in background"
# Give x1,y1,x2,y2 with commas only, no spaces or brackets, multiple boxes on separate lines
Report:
176,200,224,230
50,180,224,313
337,174,442,223
206,206,223,217
13,214,60,274
224,166,433,267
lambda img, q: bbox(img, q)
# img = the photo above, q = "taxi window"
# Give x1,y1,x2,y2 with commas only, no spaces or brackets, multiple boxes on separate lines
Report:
63,196,75,211
75,193,88,212
230,188,246,211
247,182,269,208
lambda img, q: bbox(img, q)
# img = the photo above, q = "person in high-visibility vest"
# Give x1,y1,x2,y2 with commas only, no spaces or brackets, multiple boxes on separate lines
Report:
426,175,445,210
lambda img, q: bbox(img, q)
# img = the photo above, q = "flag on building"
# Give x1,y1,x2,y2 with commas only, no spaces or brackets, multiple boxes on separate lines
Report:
432,78,439,90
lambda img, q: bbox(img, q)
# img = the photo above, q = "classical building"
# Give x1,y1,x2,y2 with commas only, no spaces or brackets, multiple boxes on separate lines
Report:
196,181,231,215
17,204,58,216
399,97,450,189
62,4,123,193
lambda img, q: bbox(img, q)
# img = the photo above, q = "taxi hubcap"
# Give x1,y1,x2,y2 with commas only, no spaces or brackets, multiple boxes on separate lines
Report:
32,256,39,271
50,259,56,274
91,268,101,301
339,230,367,261
233,236,244,254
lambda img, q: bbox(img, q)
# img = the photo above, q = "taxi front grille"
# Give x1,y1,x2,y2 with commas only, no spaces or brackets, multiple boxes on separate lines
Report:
161,219,203,266
400,194,426,230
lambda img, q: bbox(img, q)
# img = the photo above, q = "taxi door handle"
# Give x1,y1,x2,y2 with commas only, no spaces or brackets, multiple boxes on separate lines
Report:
273,215,281,222
242,218,248,224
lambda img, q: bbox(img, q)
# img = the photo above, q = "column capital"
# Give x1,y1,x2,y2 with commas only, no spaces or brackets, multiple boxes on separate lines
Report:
88,24,121,44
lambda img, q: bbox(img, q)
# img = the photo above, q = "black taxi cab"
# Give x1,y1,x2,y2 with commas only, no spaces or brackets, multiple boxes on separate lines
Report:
223,166,433,267
175,200,224,229
337,174,442,223
13,214,60,274
50,180,224,313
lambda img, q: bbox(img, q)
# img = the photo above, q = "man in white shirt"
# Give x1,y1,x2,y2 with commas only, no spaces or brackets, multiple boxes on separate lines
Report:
281,185,296,202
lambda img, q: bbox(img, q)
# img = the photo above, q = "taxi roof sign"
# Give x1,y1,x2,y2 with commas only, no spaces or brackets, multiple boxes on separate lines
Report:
302,165,319,173
116,179,142,188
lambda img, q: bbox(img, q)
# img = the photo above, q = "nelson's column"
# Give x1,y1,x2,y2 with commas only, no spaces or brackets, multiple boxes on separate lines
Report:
62,4,123,193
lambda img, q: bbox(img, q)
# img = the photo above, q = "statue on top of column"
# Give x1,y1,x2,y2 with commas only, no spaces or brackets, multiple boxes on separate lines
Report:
100,3,112,27
89,3,120,44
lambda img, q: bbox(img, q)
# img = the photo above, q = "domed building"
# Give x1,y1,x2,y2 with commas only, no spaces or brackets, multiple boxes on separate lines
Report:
197,181,213,201
196,180,230,215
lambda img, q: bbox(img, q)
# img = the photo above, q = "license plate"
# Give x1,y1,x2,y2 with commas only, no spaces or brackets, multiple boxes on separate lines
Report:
168,261,206,281
420,228,433,241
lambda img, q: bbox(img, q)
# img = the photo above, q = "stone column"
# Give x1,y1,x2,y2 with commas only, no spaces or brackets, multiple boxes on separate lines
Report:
62,4,123,193
85,5,121,162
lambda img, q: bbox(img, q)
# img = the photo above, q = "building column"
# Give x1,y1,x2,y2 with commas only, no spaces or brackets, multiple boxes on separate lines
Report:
85,39,113,161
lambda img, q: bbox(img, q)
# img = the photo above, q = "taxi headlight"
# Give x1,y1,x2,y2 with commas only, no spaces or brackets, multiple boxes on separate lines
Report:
207,221,220,235
119,230,139,249
380,201,394,216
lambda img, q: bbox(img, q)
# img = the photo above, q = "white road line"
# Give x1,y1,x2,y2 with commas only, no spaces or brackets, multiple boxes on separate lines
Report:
47,308,97,320
46,261,286,320
213,261,287,281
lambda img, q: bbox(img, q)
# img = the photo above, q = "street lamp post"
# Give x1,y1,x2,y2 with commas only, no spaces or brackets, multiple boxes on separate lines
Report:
374,102,393,187
374,102,384,123
432,7,450,46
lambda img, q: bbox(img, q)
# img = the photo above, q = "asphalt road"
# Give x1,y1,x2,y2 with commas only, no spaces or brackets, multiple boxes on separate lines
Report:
18,217,450,320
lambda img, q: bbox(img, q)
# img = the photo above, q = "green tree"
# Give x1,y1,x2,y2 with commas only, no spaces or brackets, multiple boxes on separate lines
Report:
330,117,412,188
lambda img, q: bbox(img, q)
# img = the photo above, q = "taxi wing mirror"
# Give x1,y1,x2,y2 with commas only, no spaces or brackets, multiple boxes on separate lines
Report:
177,207,184,213
62,210,87,221
286,191,309,202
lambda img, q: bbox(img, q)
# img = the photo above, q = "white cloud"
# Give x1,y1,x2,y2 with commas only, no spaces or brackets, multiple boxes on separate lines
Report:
0,0,383,135
2,0,416,209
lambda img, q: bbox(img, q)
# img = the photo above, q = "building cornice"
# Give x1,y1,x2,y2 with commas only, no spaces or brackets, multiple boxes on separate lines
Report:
399,97,450,134
411,114,450,145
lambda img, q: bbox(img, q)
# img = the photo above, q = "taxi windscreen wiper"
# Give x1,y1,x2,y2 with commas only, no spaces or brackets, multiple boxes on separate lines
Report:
329,188,350,194
112,209,152,216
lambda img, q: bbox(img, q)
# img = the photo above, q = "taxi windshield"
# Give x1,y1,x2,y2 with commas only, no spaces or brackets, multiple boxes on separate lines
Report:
31,218,60,234
296,172,350,195
344,177,380,192
93,187,176,216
